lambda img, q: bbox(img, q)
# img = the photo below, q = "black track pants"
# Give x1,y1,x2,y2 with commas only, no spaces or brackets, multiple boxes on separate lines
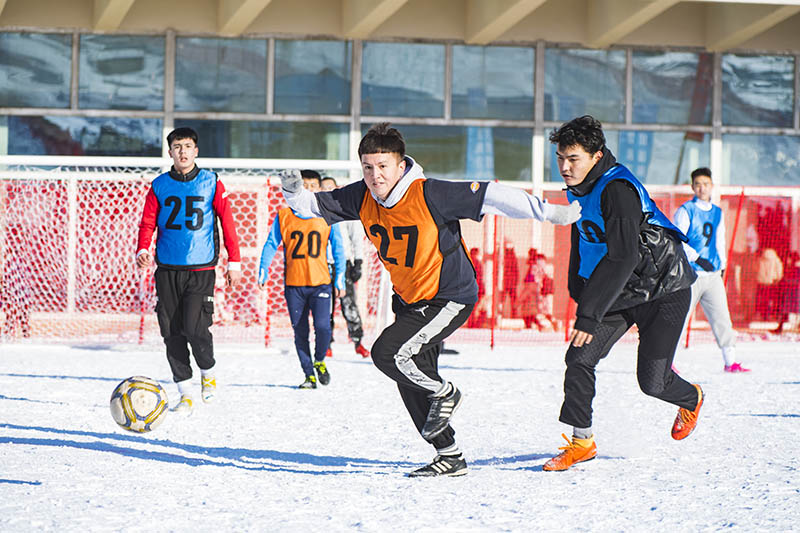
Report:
339,276,364,344
559,288,698,429
371,298,473,449
154,268,216,383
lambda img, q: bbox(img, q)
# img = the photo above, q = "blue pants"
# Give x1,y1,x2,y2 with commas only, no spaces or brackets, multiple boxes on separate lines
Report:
285,284,333,377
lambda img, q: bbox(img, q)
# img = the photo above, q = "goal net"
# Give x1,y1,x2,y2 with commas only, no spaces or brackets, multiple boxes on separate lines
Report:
0,155,393,347
2,155,799,348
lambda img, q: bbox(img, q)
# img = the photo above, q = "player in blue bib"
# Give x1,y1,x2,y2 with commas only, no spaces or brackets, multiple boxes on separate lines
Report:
674,168,749,373
543,116,704,472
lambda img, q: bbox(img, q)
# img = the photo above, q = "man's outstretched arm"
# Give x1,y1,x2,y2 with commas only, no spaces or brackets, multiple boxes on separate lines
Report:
481,182,581,225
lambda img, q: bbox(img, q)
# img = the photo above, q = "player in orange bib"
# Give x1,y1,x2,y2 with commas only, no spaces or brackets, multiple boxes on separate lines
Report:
258,173,346,389
280,123,581,476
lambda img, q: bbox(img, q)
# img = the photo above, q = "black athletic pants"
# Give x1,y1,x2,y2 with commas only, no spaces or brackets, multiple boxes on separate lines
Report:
559,287,698,429
329,263,365,345
371,297,474,450
339,275,364,344
154,268,215,383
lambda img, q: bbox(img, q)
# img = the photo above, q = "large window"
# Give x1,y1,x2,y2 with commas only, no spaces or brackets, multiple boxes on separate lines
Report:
1,30,799,189
365,124,531,181
175,37,267,113
0,33,72,108
722,54,794,127
722,134,800,186
175,120,349,159
79,35,165,111
361,42,445,117
633,51,712,125
545,48,626,123
452,45,534,120
545,129,709,185
6,116,162,156
274,40,351,115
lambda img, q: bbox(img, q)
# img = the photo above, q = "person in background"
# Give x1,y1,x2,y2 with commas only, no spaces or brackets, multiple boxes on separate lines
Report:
136,127,242,414
465,247,488,328
258,173,346,389
674,167,749,373
772,251,799,334
320,176,370,358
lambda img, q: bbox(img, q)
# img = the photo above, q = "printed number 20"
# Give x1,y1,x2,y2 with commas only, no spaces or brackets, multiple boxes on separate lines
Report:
369,224,418,267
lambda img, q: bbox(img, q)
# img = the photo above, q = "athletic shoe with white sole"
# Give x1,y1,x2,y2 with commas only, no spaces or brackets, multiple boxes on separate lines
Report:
172,394,194,414
407,454,467,477
298,375,317,389
314,361,330,386
201,376,216,403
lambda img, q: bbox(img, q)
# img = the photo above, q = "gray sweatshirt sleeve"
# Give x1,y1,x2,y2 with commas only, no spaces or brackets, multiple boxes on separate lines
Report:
480,182,548,221
282,187,322,218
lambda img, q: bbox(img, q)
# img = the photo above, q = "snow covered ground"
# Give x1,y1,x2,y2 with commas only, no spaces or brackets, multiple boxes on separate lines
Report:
1,339,798,532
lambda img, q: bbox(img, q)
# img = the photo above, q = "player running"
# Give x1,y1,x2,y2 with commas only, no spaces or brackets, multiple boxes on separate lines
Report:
279,122,580,477
543,116,704,472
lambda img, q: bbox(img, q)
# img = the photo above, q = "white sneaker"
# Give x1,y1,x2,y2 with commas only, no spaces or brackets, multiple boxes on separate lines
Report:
172,395,194,414
201,376,217,403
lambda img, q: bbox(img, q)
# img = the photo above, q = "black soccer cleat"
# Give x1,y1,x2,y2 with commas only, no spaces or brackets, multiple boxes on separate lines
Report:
421,384,462,440
298,375,317,389
408,454,468,477
314,361,330,386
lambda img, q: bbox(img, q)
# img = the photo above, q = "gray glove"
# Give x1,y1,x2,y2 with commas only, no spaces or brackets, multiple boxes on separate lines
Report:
544,200,582,225
279,169,302,194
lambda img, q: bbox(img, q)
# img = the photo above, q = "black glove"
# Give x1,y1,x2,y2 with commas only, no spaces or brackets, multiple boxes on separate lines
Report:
695,258,715,272
347,259,362,282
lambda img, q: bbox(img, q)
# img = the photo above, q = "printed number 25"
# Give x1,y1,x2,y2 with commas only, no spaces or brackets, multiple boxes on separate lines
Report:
369,224,418,267
164,195,204,231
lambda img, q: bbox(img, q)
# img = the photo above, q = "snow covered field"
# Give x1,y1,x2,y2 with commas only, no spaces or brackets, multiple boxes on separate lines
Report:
1,339,798,532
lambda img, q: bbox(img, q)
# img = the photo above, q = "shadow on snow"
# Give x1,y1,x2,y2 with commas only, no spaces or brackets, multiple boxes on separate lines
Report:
0,422,413,475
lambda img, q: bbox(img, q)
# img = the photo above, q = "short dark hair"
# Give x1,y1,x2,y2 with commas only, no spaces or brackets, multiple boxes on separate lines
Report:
321,176,337,186
358,122,405,159
549,115,605,154
300,169,321,184
167,127,198,147
691,167,712,182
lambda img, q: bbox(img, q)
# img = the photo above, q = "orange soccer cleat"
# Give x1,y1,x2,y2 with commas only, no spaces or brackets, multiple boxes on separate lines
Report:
542,434,597,472
671,384,704,440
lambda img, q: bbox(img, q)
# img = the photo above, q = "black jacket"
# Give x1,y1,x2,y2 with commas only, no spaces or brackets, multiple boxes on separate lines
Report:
567,149,696,333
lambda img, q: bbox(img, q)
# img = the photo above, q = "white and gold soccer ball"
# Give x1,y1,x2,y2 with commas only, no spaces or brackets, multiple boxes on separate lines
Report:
110,376,168,432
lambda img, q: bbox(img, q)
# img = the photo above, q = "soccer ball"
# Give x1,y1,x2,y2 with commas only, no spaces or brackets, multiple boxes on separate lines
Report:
110,376,168,433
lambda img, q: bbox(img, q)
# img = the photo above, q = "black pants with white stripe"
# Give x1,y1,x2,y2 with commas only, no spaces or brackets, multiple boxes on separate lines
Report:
371,297,474,450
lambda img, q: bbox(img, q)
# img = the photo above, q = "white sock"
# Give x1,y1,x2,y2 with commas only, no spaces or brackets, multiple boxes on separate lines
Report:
432,381,453,398
201,367,215,380
176,378,192,398
436,443,461,457
573,426,593,440
722,346,736,367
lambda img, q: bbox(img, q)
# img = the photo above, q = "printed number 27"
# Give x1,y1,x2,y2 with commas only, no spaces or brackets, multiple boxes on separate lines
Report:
369,224,418,267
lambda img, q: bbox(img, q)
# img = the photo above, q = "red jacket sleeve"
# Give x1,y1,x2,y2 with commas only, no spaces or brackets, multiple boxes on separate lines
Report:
136,188,159,254
213,180,241,263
